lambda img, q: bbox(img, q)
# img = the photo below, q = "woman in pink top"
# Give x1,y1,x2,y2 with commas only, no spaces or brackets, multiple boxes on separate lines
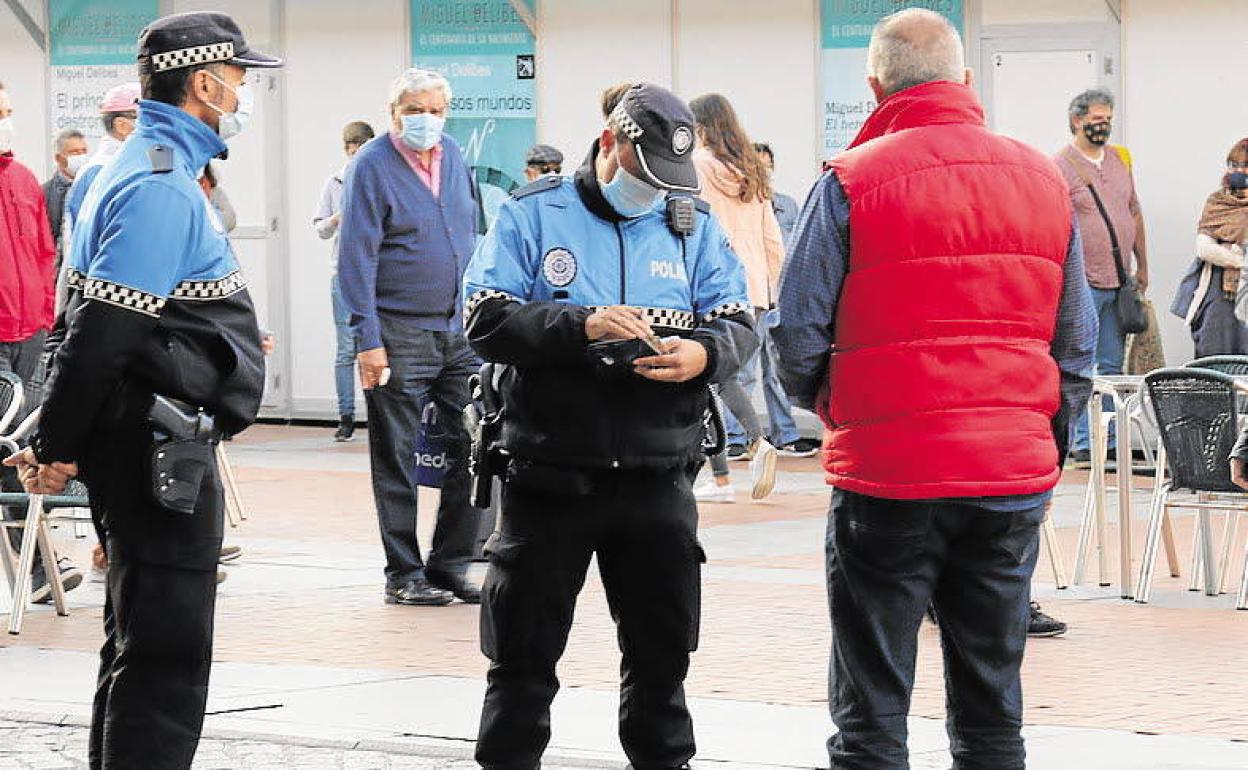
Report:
689,93,784,504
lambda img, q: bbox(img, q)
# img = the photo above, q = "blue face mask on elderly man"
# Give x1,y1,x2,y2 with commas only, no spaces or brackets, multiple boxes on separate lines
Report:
400,113,445,151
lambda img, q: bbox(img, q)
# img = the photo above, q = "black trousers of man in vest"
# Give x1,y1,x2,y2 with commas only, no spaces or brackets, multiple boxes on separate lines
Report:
82,387,223,770
475,464,704,770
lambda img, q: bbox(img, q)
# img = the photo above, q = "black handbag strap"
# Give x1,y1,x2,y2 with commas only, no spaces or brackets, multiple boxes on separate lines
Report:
1064,147,1129,286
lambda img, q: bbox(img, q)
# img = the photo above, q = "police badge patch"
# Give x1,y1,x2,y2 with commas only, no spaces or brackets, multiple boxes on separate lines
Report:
542,248,578,287
672,126,693,156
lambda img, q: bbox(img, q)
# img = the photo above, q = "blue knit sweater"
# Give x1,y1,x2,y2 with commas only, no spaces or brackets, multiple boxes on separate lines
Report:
338,133,478,350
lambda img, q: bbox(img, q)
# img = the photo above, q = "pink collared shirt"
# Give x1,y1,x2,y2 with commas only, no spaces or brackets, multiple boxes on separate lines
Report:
390,132,443,198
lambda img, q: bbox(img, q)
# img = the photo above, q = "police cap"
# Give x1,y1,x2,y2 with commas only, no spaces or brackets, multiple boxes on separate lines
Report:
137,12,283,75
608,83,700,193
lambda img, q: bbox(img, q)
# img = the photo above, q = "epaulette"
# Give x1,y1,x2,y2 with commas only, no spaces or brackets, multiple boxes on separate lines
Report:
148,145,174,174
511,174,562,200
693,197,711,214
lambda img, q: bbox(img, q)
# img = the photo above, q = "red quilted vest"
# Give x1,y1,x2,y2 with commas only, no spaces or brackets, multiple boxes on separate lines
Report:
820,82,1071,500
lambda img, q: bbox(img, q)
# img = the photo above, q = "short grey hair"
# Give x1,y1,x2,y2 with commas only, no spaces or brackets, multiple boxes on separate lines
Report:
1068,88,1114,131
867,9,965,97
388,68,452,108
54,128,85,154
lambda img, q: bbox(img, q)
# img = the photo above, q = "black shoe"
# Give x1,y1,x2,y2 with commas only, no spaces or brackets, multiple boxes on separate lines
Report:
384,577,454,606
1069,449,1092,468
725,443,749,461
1028,602,1067,638
334,415,355,442
777,438,820,458
426,570,482,604
31,559,83,605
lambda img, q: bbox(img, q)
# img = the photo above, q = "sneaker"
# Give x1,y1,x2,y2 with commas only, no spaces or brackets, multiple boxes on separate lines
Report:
334,415,355,442
31,559,83,605
749,439,778,500
693,479,735,504
725,443,750,462
219,544,242,563
1027,602,1067,638
777,438,820,458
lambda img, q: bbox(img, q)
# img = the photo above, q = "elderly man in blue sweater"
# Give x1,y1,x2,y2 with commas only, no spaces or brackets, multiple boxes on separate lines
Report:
339,68,482,607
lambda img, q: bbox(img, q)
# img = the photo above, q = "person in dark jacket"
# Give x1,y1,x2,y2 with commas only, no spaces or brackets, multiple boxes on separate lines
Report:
5,13,279,768
464,83,754,770
337,68,483,607
42,128,88,265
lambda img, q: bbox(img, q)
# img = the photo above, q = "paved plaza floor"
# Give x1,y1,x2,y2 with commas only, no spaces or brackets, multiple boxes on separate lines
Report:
1,424,1246,768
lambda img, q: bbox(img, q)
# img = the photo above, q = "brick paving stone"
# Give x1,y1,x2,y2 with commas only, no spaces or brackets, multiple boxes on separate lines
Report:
4,425,1246,748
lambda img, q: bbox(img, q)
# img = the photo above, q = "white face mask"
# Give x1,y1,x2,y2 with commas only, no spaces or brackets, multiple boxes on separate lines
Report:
66,154,88,176
0,118,15,154
204,72,254,141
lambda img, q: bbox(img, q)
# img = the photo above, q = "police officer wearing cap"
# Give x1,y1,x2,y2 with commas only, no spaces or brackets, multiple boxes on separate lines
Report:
523,143,563,181
464,83,755,770
3,12,280,769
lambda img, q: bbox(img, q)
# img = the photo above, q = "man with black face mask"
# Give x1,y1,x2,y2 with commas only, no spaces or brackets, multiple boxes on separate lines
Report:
1055,88,1149,470
4,12,278,769
463,83,755,769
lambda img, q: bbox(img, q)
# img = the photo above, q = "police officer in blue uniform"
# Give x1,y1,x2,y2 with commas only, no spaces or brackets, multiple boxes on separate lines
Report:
465,84,756,770
3,13,280,769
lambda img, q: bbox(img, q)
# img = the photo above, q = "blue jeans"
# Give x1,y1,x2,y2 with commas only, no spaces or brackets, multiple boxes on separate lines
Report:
725,310,801,447
364,317,480,587
331,275,356,417
1071,287,1123,452
826,490,1043,770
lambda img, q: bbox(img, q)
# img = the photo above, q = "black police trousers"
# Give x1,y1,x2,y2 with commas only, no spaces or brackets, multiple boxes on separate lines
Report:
81,403,223,770
475,465,704,770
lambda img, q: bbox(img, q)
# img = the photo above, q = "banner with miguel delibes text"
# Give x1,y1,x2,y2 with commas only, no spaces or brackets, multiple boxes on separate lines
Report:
411,0,537,226
48,0,157,143
820,0,963,159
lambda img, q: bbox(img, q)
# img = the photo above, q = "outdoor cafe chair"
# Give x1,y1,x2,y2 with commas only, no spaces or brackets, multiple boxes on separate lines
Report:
1135,368,1248,608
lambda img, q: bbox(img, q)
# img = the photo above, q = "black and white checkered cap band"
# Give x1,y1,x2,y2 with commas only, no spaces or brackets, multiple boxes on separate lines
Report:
609,102,644,142
588,306,695,332
466,289,521,320
702,301,751,323
150,41,235,72
83,278,166,318
172,271,247,301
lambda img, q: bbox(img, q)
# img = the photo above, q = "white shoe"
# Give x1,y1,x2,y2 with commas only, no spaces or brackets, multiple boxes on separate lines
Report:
749,439,778,500
693,480,736,504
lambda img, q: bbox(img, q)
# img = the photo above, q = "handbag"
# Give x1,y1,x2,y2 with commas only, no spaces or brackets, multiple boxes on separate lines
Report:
1064,148,1149,334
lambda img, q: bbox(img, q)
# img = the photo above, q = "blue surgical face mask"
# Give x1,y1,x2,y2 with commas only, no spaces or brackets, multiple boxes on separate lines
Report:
601,165,663,218
205,72,253,141
400,113,445,151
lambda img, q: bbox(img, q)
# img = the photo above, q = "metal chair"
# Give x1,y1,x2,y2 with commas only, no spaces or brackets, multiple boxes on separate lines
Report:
1135,368,1248,606
1184,356,1248,594
0,372,22,435
0,407,92,634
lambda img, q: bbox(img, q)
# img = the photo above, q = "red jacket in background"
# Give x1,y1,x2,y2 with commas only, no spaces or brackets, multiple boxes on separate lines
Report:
822,82,1071,500
0,153,56,342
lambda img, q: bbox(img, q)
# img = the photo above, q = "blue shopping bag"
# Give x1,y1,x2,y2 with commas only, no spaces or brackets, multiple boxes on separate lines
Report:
414,402,449,488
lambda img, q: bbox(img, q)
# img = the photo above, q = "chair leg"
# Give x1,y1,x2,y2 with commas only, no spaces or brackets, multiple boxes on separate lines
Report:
1217,511,1240,595
1199,509,1220,596
1162,510,1181,578
1042,512,1068,589
217,444,247,524
1237,533,1248,610
0,522,17,594
1189,517,1205,592
1074,471,1096,585
1135,483,1171,604
8,495,43,635
1094,411,1112,587
34,515,67,617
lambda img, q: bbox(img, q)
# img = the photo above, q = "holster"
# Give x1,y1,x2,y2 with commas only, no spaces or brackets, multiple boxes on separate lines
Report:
148,395,220,516
466,364,506,509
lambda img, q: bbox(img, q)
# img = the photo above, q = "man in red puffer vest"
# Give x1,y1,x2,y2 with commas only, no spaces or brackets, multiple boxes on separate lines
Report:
775,9,1097,770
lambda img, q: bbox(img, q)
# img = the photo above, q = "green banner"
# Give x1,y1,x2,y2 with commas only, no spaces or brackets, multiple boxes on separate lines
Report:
411,0,537,224
820,1,963,157
49,0,158,66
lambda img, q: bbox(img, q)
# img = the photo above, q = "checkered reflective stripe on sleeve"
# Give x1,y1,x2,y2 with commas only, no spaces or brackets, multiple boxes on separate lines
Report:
702,301,751,323
171,271,247,301
466,289,521,320
83,278,167,318
65,269,86,292
150,42,235,72
587,306,696,332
